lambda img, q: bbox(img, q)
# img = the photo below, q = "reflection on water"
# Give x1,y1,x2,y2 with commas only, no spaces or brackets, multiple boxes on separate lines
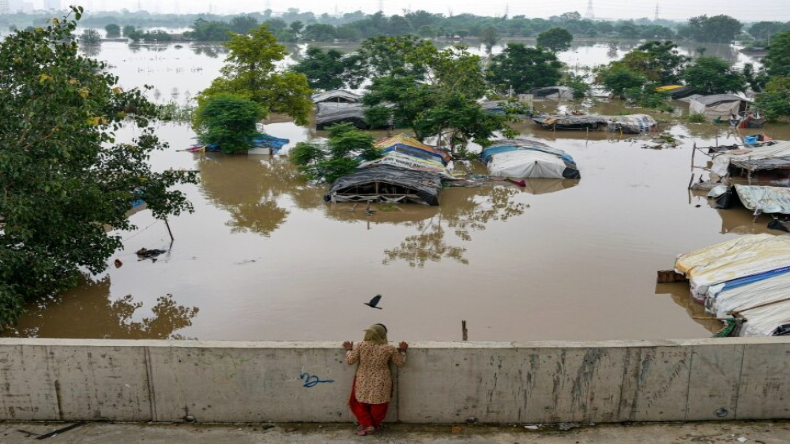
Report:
2,276,199,339
656,283,720,334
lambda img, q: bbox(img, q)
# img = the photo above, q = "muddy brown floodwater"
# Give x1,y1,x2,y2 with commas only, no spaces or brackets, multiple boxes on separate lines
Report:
2,42,787,342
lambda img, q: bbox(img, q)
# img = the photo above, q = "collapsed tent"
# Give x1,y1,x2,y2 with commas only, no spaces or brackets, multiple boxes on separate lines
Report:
184,134,290,154
657,85,696,99
711,184,790,215
531,114,656,133
710,141,790,179
688,94,749,119
607,114,657,133
532,115,610,130
675,234,790,302
528,86,575,100
324,165,443,206
311,90,361,104
481,139,581,179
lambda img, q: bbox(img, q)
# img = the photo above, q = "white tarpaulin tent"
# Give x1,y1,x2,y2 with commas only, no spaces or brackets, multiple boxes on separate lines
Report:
711,141,790,178
487,150,569,179
689,94,748,119
739,299,790,336
674,234,790,301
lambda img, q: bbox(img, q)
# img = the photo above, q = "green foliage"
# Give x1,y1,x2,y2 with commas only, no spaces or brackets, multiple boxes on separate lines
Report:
363,105,394,129
358,35,433,78
748,22,790,41
686,113,708,123
596,64,646,97
194,94,262,154
185,18,232,42
682,56,746,94
291,46,364,90
536,27,573,53
481,26,498,52
199,25,312,125
756,77,790,121
686,15,742,43
80,28,102,45
560,73,591,99
487,43,563,94
290,123,379,183
764,31,790,78
619,41,688,84
742,63,768,92
230,15,259,35
104,23,120,38
623,85,672,112
0,8,197,327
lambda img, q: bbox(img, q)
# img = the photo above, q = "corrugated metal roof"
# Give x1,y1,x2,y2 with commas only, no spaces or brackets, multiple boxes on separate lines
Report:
733,185,790,214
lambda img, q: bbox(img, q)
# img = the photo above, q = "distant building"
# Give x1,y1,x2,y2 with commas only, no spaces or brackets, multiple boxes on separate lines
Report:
8,0,34,13
0,0,9,15
43,0,61,10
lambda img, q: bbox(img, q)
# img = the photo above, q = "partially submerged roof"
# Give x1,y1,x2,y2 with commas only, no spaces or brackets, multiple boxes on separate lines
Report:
375,134,452,166
481,139,580,180
311,89,361,104
711,141,790,176
690,94,750,106
315,103,366,128
711,184,790,215
675,234,790,301
528,86,575,99
324,165,443,206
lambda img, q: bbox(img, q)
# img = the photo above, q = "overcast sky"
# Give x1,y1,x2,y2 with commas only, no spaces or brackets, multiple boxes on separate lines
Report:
52,0,790,22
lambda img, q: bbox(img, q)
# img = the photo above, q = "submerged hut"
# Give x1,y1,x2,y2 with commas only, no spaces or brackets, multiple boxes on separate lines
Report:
323,165,443,206
710,141,790,182
531,114,657,133
673,234,790,337
687,94,749,119
311,90,361,104
710,184,790,217
528,86,575,100
315,103,367,130
481,139,581,179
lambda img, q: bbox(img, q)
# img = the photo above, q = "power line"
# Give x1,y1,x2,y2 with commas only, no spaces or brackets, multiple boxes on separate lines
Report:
655,3,660,21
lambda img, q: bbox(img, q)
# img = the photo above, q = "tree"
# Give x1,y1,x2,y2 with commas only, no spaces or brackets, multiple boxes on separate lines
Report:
289,20,304,37
487,43,563,93
756,76,790,121
687,15,742,43
358,35,433,78
764,30,790,78
186,19,232,42
749,22,790,41
122,25,137,37
0,8,197,326
682,56,746,94
80,29,101,45
596,64,646,97
198,25,312,125
292,46,346,90
230,15,259,35
290,123,379,183
536,27,573,53
302,23,336,41
619,41,688,84
481,26,498,53
194,94,262,154
104,23,120,38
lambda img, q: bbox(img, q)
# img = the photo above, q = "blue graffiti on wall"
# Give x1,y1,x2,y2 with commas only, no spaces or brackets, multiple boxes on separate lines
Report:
300,372,334,388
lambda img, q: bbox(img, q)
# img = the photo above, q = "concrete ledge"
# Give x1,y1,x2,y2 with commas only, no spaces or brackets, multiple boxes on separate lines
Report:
1,338,788,423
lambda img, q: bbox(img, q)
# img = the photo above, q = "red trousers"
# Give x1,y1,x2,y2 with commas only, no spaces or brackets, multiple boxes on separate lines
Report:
348,378,389,427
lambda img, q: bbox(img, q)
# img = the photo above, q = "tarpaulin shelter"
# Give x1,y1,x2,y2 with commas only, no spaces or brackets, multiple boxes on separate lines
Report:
656,85,696,99
675,234,790,302
532,115,610,130
528,86,575,100
184,134,289,154
311,90,361,104
688,94,749,119
607,114,657,133
481,139,580,179
710,141,790,178
324,165,443,206
375,134,452,165
315,103,367,129
710,184,790,215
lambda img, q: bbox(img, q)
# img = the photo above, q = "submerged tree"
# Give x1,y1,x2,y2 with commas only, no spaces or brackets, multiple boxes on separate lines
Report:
764,30,790,78
536,27,573,53
194,94,262,154
197,24,313,125
0,8,198,327
682,56,746,94
290,123,380,183
487,43,564,93
104,23,120,38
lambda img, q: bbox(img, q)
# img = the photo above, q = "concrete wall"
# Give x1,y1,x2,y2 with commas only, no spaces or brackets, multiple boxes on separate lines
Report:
1,338,788,424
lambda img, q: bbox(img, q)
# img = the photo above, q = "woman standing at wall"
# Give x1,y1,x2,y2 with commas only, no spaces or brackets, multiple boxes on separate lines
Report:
343,324,408,436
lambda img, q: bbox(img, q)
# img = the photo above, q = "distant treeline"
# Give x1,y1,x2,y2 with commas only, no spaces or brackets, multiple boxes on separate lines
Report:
3,8,790,45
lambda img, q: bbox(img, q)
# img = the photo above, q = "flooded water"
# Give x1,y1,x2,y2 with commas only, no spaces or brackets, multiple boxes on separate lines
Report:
3,42,787,342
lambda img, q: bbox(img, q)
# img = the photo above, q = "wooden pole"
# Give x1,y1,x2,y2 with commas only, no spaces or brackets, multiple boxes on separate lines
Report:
691,142,697,172
462,320,468,341
165,218,174,242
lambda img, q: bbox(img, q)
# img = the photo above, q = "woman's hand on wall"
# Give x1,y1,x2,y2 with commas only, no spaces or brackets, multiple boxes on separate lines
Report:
343,341,353,351
398,342,408,351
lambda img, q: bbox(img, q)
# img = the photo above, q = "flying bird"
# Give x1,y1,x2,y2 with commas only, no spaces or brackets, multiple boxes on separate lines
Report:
364,294,383,309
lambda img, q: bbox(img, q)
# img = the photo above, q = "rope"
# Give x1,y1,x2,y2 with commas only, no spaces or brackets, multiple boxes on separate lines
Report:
122,220,161,242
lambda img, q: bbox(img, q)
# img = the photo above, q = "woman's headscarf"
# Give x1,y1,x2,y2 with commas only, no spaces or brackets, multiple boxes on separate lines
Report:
363,324,388,345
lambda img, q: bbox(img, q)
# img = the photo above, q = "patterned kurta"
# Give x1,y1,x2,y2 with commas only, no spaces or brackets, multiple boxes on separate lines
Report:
346,341,406,404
